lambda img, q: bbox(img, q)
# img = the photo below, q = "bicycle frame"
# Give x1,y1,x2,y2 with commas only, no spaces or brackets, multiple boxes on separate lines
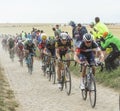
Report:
59,59,74,95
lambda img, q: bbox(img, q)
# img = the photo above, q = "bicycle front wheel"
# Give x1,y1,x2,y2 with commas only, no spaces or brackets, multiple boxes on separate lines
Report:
89,74,96,108
51,63,56,84
81,76,87,100
65,67,71,95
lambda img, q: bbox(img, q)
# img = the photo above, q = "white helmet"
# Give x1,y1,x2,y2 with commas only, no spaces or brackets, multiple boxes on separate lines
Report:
60,33,68,40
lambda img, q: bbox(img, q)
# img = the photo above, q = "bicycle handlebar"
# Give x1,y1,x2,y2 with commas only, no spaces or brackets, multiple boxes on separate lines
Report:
79,62,104,72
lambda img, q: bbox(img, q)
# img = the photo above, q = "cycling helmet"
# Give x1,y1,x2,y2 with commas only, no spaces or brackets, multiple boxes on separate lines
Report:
47,36,55,44
60,33,68,40
41,33,47,40
69,21,76,27
83,33,93,41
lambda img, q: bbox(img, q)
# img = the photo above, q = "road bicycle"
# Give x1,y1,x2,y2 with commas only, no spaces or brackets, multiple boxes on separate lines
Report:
80,62,96,108
80,61,103,108
59,59,74,95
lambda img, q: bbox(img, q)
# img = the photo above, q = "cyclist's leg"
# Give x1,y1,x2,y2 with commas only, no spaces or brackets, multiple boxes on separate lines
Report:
65,52,71,67
79,54,86,89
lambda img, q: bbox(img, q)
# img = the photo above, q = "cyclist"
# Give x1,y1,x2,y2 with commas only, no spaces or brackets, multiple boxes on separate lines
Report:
74,33,104,89
55,32,74,88
38,33,47,59
1,36,8,50
43,36,56,72
16,40,24,62
43,36,56,56
100,32,120,71
24,39,36,66
7,37,15,58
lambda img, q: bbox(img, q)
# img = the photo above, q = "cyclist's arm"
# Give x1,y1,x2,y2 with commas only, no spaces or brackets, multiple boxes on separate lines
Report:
74,48,81,64
96,47,104,62
43,47,48,55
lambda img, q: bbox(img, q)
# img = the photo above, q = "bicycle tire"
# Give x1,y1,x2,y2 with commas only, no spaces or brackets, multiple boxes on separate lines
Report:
60,72,65,91
81,76,87,100
27,55,33,74
89,74,96,108
41,56,46,76
65,67,71,95
10,50,14,62
28,63,33,74
51,63,56,84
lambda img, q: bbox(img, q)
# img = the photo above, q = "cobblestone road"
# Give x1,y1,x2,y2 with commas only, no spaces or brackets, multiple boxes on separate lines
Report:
0,46,119,111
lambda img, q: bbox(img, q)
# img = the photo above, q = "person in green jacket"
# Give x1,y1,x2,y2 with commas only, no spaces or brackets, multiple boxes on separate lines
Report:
100,32,120,71
94,17,109,37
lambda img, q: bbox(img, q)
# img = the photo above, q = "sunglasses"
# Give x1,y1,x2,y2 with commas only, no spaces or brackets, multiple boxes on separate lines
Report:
86,41,91,43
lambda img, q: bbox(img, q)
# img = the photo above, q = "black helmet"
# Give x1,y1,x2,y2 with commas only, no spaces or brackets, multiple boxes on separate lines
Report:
83,33,93,41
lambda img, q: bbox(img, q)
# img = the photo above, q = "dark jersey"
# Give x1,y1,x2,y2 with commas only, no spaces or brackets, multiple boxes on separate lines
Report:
79,41,98,54
24,43,35,53
46,42,55,50
55,39,73,52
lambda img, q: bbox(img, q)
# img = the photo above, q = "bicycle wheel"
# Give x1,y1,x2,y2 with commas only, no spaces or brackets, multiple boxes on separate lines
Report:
65,67,71,95
41,56,46,76
60,72,65,91
81,76,87,100
89,74,96,108
10,49,14,62
19,52,24,66
43,63,46,76
28,63,33,74
51,63,56,84
27,56,33,74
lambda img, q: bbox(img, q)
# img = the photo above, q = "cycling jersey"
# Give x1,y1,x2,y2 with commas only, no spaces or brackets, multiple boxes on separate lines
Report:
38,40,46,49
55,39,73,52
18,42,24,51
45,41,56,56
24,43,36,53
8,38,15,49
77,41,98,64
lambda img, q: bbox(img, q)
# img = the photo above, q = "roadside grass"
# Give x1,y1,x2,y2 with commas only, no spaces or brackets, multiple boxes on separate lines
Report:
70,62,120,92
95,67,120,91
0,67,19,111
